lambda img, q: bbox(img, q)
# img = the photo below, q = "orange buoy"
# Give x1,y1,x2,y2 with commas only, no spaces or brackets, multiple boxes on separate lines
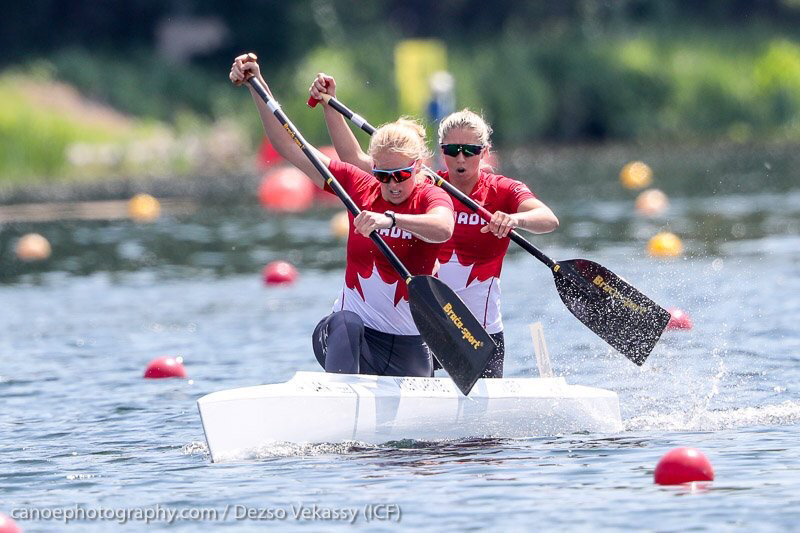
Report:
128,193,161,222
647,232,683,258
258,167,315,212
143,356,187,379
0,513,22,533
667,308,693,330
263,260,298,285
330,211,350,238
635,188,669,217
15,233,52,261
620,161,653,189
654,447,714,485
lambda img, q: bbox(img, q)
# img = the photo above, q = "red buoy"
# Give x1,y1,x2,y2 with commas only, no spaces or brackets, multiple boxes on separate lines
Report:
143,356,187,379
667,308,693,330
0,513,22,533
654,447,714,485
258,167,315,212
309,145,342,206
257,138,283,167
263,260,298,285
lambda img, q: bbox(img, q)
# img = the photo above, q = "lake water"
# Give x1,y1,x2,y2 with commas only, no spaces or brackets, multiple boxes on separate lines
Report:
2,146,799,531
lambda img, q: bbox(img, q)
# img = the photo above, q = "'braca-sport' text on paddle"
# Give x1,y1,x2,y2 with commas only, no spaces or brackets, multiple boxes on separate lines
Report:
242,56,495,395
311,93,671,365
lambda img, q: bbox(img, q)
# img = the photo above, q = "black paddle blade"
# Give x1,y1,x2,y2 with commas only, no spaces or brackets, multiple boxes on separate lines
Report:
552,259,670,365
408,276,496,395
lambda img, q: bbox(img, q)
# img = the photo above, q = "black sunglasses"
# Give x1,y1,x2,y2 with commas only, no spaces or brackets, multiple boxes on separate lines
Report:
440,144,484,157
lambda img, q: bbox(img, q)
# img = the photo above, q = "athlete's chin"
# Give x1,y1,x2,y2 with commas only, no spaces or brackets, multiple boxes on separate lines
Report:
384,190,409,204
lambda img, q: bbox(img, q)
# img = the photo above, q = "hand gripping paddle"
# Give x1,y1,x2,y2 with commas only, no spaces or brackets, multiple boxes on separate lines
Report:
242,55,495,393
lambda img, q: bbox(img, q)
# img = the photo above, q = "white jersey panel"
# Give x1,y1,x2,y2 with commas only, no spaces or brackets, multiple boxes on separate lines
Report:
332,264,417,335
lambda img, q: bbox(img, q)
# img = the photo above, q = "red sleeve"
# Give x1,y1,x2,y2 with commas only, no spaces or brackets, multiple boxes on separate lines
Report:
418,182,454,212
326,159,374,199
496,175,536,212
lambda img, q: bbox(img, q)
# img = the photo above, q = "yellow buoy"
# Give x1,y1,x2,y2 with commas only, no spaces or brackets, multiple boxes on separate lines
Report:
128,193,161,222
15,233,52,261
635,188,669,217
647,232,683,258
620,161,653,189
330,210,350,238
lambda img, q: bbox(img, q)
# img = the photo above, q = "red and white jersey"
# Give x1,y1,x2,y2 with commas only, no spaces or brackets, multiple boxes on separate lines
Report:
436,170,535,334
325,160,454,335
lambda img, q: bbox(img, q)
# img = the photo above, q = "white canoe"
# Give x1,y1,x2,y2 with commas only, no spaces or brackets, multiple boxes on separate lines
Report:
197,371,623,462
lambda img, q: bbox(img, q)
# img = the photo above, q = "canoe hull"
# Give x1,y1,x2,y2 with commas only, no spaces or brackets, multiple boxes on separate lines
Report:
197,371,622,462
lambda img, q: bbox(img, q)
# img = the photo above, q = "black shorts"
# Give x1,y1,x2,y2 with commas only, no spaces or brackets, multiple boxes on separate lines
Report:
312,311,433,377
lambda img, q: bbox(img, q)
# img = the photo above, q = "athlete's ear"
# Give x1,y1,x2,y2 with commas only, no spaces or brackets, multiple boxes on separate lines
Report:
411,159,422,178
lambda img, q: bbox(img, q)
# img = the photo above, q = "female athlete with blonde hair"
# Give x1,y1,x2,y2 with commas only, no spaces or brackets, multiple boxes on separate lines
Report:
308,74,559,377
231,55,455,378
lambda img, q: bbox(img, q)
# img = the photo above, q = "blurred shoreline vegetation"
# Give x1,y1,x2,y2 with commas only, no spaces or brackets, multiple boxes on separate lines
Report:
2,0,800,185
0,54,250,186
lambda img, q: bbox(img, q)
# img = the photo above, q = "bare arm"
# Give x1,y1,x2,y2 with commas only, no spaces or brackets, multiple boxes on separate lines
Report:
353,206,454,243
230,55,330,189
310,74,373,172
395,206,454,243
510,198,560,233
481,197,559,238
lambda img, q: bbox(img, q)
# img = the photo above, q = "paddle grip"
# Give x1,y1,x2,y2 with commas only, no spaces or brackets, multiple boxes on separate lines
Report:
236,53,259,86
307,80,329,108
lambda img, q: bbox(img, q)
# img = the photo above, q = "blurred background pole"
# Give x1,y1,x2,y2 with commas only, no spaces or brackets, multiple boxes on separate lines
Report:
427,70,455,170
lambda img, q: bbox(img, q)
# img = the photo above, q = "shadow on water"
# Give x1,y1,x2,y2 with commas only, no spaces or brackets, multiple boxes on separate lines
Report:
204,435,658,468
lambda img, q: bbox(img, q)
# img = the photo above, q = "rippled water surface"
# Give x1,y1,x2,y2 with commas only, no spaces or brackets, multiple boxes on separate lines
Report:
2,151,800,531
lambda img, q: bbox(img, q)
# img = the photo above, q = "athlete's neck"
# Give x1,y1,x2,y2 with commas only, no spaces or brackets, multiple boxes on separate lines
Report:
450,171,480,195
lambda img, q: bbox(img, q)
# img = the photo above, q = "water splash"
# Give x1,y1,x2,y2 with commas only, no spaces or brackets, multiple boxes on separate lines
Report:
625,400,800,431
688,356,726,421
66,473,99,480
210,440,374,462
196,438,518,463
181,441,209,456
